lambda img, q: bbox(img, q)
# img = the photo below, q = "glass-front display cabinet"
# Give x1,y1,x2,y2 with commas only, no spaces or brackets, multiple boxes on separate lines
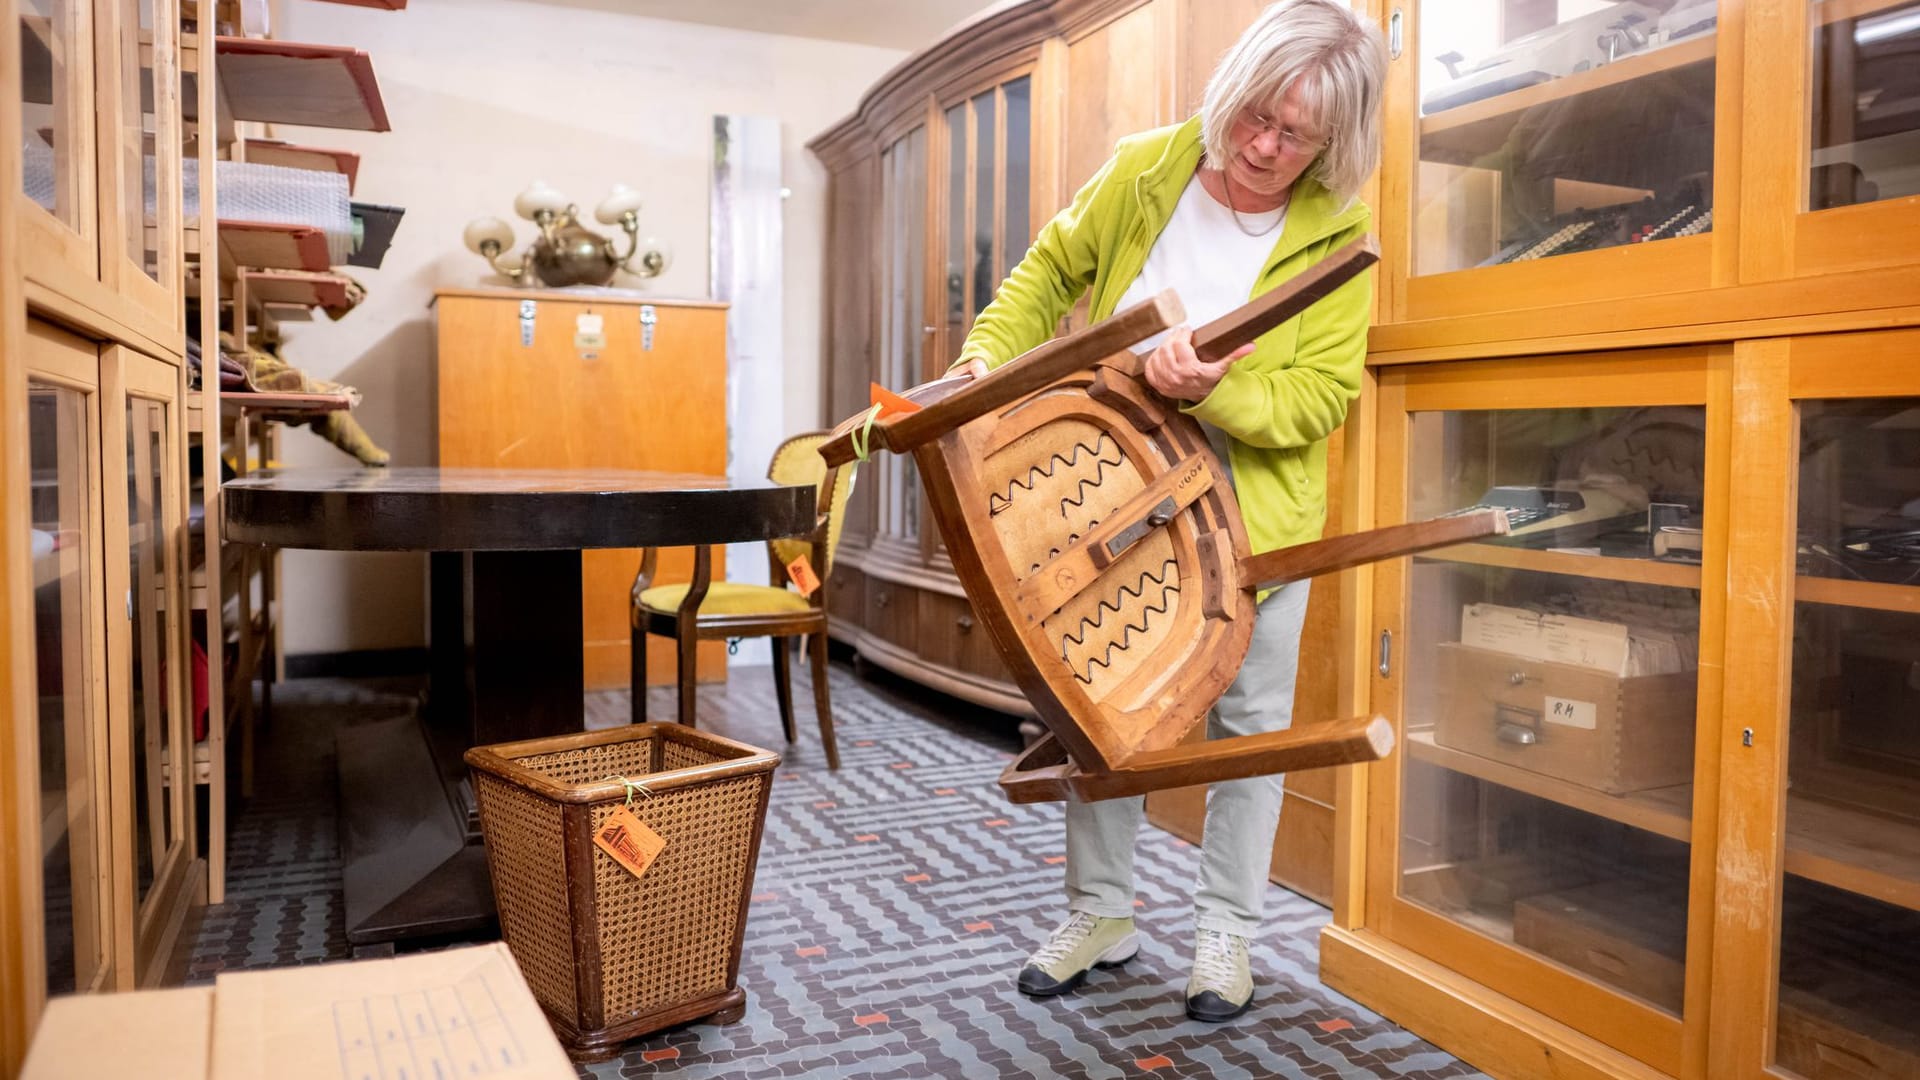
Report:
1367,351,1714,1076
107,345,192,981
874,124,927,564
1790,0,1920,276
1766,342,1920,1078
24,322,114,1000
17,0,101,281
97,0,181,335
16,0,181,339
1400,0,1720,318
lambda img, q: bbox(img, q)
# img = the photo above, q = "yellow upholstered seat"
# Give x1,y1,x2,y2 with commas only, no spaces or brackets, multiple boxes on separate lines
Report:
638,582,813,617
631,429,848,769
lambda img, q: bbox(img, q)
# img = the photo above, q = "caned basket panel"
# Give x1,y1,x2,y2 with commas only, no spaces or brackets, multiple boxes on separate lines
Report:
590,774,761,1018
472,772,577,1020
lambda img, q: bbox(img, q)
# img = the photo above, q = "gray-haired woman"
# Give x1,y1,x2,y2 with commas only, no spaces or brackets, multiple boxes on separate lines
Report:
951,0,1387,1022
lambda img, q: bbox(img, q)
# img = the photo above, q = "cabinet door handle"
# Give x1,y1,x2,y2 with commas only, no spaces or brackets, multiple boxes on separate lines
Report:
639,305,657,350
1389,7,1404,59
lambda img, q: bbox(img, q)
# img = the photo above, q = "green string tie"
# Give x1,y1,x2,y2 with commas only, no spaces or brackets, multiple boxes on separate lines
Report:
602,774,655,808
850,403,884,463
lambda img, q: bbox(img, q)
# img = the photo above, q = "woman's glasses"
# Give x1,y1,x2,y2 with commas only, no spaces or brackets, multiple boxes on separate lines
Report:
1242,111,1331,156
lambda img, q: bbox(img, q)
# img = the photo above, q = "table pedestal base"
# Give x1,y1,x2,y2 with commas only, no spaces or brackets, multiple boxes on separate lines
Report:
339,550,585,947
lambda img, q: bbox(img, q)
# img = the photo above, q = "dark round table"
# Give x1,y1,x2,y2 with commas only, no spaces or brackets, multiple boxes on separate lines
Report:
221,466,815,551
221,467,815,949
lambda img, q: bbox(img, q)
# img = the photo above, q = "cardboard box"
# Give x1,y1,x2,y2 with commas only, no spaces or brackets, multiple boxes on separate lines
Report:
23,986,212,1079
22,943,574,1080
1435,641,1698,794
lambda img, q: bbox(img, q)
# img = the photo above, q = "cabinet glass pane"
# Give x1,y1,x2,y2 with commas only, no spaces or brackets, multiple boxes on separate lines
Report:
971,89,997,319
1808,0,1920,210
946,102,968,364
1002,77,1032,283
127,396,175,904
880,131,925,543
20,0,79,225
1774,397,1920,1078
1397,405,1706,1015
1415,0,1717,275
119,0,161,278
28,384,104,996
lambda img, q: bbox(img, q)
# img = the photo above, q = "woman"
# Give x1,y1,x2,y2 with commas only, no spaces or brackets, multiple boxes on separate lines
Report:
952,0,1386,1023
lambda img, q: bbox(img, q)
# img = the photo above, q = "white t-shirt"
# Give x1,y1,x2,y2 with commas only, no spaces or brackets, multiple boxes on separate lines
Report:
1114,175,1286,480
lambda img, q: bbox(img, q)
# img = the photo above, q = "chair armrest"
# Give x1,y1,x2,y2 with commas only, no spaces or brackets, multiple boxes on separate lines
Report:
630,547,660,606
677,545,715,620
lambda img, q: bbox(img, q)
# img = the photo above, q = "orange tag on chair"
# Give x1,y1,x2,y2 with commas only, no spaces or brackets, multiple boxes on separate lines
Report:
594,806,667,880
869,382,922,418
787,554,822,596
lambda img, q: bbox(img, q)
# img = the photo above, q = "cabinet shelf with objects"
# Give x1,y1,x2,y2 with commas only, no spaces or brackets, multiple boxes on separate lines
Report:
1374,0,1920,343
1328,0,1920,1068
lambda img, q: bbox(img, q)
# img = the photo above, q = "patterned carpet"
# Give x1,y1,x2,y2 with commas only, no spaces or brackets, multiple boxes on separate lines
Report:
188,659,1485,1080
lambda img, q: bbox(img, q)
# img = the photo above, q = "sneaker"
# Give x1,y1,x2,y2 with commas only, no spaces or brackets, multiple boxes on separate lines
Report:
1016,912,1139,997
1185,928,1253,1022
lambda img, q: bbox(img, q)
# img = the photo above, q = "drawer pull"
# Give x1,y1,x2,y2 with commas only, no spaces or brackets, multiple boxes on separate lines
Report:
1496,722,1538,746
875,591,889,608
1495,703,1541,746
956,614,974,633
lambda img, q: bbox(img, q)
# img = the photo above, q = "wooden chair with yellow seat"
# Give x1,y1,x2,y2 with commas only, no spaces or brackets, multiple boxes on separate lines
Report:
629,431,850,769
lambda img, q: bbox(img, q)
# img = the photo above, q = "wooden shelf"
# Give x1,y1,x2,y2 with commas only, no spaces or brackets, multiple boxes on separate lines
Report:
1407,731,1920,912
242,269,357,312
1408,730,1694,842
1795,574,1920,615
219,219,334,272
1417,542,1704,588
1420,35,1716,168
214,37,390,132
243,140,361,193
221,390,352,417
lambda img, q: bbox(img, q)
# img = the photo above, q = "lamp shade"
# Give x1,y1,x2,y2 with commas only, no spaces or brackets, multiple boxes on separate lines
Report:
593,184,646,225
462,216,514,255
512,180,569,220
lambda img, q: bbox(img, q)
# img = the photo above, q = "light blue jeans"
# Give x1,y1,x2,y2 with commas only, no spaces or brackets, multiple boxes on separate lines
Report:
1062,578,1312,938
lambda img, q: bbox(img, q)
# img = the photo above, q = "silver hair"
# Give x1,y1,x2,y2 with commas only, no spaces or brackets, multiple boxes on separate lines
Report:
1199,0,1387,206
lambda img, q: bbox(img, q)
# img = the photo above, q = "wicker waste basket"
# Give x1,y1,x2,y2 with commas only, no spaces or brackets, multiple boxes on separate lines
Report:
465,723,779,1062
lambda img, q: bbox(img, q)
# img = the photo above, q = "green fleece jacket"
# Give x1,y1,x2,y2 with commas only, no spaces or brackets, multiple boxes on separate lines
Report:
957,115,1372,554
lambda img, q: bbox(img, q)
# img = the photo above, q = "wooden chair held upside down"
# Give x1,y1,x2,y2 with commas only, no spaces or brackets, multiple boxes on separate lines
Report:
820,238,1506,802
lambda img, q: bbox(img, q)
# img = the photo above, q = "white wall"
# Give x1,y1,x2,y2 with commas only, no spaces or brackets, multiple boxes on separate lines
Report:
262,0,904,655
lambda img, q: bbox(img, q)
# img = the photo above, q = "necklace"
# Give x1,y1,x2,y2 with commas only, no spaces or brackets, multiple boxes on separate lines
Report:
1204,162,1288,238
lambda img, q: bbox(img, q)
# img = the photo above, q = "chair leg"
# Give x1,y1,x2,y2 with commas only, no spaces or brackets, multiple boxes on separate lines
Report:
771,635,797,745
630,621,648,726
677,622,700,728
808,631,840,770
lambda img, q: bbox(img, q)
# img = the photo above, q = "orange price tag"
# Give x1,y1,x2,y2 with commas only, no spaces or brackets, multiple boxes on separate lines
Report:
593,806,668,880
786,553,822,597
869,382,922,418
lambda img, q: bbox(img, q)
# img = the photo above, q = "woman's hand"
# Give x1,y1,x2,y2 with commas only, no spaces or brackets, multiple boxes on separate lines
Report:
1143,326,1255,401
956,358,990,380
